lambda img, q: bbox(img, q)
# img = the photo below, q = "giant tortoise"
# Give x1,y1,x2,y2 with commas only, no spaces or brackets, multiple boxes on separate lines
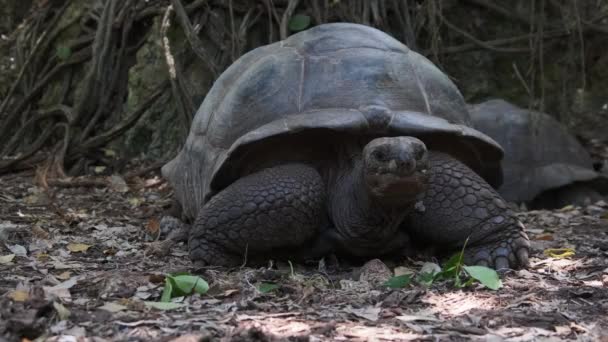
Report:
161,23,530,269
468,99,608,209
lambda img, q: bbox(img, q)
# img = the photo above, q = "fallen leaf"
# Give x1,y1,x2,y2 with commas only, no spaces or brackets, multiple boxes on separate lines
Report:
56,271,72,280
67,243,91,253
535,233,554,241
31,225,50,239
257,283,279,294
144,301,186,310
384,274,412,289
93,166,106,174
103,148,117,157
43,277,78,299
463,265,503,290
9,290,29,302
395,314,440,322
544,248,575,259
53,302,72,321
37,253,50,261
109,175,129,193
128,197,143,207
8,244,27,256
345,306,381,321
0,254,15,264
394,266,415,276
146,218,160,237
53,301,71,320
220,289,239,297
99,302,127,313
419,262,441,276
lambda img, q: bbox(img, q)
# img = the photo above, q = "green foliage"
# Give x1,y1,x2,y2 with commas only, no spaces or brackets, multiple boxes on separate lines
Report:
382,245,501,290
463,265,502,290
56,45,72,60
257,282,280,293
425,249,502,290
288,14,311,32
160,273,209,302
384,274,412,288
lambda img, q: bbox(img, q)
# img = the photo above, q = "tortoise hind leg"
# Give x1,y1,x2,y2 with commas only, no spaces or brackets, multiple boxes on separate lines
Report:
406,152,530,270
189,163,331,267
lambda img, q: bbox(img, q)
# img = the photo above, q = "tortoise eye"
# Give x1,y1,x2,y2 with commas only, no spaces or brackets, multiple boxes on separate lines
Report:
372,150,387,161
414,147,426,160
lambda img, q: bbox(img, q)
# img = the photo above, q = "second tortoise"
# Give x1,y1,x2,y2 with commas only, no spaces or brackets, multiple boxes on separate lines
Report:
468,99,608,209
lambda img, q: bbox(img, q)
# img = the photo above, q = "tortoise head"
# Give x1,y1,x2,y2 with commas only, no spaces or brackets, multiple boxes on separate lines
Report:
362,136,429,205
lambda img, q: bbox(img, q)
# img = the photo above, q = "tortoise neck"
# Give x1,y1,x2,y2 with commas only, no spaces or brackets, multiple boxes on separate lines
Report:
328,157,411,251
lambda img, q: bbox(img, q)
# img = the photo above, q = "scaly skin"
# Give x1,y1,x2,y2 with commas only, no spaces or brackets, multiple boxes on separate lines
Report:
405,152,530,269
188,164,328,266
188,152,530,269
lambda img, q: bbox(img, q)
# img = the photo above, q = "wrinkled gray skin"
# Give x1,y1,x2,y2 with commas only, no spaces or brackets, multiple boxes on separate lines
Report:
162,23,530,269
468,99,608,209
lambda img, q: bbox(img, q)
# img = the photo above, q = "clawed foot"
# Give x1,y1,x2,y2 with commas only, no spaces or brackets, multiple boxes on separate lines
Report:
145,216,190,257
464,227,530,270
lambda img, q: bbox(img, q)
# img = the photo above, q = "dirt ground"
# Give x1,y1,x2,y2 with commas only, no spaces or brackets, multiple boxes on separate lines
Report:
1,164,608,342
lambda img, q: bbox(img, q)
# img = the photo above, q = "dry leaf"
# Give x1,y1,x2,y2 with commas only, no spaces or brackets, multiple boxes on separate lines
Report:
395,314,440,322
99,302,127,313
93,166,107,174
8,244,27,256
394,266,415,276
57,271,72,280
345,306,381,321
0,254,15,264
128,197,143,207
9,290,29,302
32,225,50,239
53,301,71,320
146,218,160,237
535,233,554,241
543,248,575,259
109,175,129,193
44,277,78,300
67,243,91,253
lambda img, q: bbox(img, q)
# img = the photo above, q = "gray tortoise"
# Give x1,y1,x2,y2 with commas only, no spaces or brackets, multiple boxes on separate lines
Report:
162,23,530,269
468,99,608,209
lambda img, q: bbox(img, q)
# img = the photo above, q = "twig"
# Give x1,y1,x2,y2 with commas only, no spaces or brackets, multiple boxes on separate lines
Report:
171,0,219,76
161,4,192,129
512,62,532,97
440,15,530,53
280,0,300,40
74,82,168,155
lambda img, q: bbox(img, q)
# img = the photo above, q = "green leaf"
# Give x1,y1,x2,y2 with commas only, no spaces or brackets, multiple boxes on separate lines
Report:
416,271,437,286
437,252,465,279
160,274,208,301
463,265,502,290
56,45,72,60
288,14,311,32
258,282,279,293
384,274,412,289
416,262,441,286
170,275,209,296
160,278,173,302
144,301,186,310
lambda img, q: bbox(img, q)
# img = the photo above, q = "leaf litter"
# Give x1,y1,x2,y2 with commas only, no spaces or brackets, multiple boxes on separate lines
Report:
0,164,607,341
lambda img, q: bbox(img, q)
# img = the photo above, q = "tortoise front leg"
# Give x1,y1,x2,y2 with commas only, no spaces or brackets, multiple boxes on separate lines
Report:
189,164,333,267
406,152,530,270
